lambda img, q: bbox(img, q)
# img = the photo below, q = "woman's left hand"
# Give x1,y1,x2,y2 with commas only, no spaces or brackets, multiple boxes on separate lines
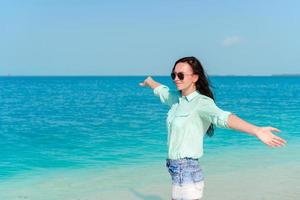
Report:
254,127,287,147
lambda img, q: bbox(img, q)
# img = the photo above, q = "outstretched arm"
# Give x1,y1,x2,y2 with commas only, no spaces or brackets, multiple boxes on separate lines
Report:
139,76,179,106
227,114,287,147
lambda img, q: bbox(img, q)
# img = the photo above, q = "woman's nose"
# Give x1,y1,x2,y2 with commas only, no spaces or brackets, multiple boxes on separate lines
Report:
174,75,180,81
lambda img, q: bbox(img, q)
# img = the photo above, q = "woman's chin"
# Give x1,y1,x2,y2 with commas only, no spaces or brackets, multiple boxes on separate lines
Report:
176,84,182,90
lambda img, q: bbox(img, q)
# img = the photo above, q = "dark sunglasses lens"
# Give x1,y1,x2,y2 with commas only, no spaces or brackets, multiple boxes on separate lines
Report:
177,72,184,80
171,72,176,80
171,72,185,80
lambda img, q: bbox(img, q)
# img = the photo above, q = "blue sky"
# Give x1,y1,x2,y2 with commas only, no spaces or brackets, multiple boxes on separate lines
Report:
0,0,299,75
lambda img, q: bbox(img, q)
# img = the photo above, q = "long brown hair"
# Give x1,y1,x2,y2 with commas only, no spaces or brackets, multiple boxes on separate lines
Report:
172,56,215,137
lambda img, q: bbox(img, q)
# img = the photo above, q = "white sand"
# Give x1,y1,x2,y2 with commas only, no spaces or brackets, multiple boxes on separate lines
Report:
0,161,299,200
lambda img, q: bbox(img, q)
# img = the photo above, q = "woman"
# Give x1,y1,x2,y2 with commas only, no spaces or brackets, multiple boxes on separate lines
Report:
139,56,287,200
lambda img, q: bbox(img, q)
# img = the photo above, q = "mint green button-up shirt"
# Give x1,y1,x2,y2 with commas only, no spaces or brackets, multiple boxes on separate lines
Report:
153,85,232,159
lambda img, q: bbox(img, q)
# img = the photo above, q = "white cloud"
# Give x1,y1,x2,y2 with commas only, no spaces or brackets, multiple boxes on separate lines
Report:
221,36,243,47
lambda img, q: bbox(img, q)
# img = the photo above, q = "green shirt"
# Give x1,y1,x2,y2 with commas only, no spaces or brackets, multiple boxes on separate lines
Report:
153,85,232,159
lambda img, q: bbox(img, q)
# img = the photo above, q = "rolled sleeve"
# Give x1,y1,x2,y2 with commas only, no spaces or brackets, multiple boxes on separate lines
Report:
198,97,232,129
153,85,167,96
212,110,232,129
153,85,179,106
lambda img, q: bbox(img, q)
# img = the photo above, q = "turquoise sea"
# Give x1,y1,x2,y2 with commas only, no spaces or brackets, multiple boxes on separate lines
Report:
0,76,299,200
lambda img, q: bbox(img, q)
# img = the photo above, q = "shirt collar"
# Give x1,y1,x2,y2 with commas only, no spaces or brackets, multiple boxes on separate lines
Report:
181,90,200,102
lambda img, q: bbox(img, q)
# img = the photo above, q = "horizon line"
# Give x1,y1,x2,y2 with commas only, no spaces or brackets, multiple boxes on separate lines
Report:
0,73,300,77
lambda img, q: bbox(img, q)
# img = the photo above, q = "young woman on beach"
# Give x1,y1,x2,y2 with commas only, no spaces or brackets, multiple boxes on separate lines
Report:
139,56,287,200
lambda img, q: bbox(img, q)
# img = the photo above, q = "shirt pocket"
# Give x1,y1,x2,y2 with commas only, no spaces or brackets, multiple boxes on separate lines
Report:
172,111,190,128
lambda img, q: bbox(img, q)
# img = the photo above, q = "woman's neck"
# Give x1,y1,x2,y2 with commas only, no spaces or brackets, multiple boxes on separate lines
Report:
181,85,196,96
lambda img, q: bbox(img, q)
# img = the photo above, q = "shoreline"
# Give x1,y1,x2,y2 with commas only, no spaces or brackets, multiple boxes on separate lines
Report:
0,159,299,200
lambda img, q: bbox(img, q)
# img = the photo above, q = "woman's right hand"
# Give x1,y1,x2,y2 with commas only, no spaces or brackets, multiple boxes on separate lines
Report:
139,76,161,89
139,76,153,87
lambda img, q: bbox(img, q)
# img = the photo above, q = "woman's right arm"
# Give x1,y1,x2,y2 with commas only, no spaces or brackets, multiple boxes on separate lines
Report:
139,76,179,106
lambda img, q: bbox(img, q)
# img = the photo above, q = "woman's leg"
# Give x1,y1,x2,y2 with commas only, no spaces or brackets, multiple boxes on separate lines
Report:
167,159,204,200
172,181,204,199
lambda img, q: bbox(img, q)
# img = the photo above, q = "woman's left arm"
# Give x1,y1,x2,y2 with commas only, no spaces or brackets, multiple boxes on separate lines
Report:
227,114,287,147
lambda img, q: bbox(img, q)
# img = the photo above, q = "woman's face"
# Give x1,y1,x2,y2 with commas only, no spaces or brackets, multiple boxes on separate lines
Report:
173,62,198,92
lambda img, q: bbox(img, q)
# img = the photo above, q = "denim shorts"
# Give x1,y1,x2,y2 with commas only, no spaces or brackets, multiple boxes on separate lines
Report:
166,157,204,186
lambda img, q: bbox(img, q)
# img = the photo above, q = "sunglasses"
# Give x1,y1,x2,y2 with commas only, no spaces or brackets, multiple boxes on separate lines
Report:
171,72,194,80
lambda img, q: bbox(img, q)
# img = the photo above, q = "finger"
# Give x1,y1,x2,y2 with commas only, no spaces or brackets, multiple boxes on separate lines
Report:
267,141,280,148
266,139,280,147
271,139,285,147
270,127,281,133
273,136,287,144
266,142,275,148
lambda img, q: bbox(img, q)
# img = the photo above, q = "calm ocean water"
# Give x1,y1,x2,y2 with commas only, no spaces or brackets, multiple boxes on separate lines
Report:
0,76,299,199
